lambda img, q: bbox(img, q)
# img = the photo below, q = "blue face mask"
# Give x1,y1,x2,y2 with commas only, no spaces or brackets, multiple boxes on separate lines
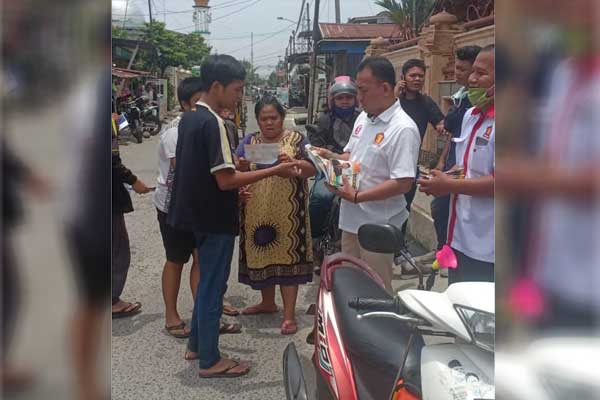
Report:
332,105,355,119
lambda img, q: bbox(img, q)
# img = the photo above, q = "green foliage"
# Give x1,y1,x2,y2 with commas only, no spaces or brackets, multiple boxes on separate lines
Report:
375,0,436,33
112,26,128,39
267,71,279,88
114,22,211,77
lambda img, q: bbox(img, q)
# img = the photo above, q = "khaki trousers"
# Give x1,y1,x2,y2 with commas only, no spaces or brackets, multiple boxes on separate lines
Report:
341,231,394,294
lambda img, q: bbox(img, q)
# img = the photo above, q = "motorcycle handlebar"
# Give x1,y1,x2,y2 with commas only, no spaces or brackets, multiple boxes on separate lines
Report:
348,297,404,314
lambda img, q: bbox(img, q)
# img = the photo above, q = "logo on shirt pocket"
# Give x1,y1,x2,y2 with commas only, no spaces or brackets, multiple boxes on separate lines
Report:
353,125,363,137
483,126,492,140
374,132,385,145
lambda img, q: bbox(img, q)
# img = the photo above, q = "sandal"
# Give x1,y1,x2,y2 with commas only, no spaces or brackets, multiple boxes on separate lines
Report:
185,351,229,361
223,303,240,317
165,321,190,338
112,301,142,319
219,322,242,335
240,304,279,315
198,359,250,379
281,320,298,335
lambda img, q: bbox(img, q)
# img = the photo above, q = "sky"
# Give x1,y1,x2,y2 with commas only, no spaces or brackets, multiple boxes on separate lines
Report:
115,0,386,76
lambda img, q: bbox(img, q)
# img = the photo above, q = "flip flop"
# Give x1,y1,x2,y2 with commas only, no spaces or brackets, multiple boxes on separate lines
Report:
219,322,242,334
198,360,250,379
223,303,240,316
112,302,142,319
165,321,190,339
281,320,298,335
240,304,279,315
185,351,230,361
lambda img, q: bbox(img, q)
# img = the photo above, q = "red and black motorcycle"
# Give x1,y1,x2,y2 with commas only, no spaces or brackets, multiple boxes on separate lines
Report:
284,224,437,400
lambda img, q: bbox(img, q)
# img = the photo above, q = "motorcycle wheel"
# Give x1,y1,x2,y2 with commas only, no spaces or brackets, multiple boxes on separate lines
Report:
132,126,143,143
144,115,162,136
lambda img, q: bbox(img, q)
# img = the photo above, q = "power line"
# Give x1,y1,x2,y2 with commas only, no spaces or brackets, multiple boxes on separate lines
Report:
212,0,263,22
225,22,294,54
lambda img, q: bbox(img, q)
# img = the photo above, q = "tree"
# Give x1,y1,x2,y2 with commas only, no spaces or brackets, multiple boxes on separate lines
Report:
139,22,211,77
112,26,128,39
240,59,263,87
375,0,435,36
267,72,279,88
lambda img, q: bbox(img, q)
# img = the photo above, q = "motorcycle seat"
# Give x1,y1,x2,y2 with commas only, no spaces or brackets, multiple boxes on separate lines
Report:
332,265,423,400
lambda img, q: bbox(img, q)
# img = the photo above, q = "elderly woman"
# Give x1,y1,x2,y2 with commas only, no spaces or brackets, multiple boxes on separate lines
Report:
235,96,316,335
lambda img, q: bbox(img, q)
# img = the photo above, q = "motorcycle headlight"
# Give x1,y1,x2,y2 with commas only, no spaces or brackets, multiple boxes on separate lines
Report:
455,306,495,352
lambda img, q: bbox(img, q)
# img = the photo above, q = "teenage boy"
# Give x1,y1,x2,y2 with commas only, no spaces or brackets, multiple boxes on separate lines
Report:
167,54,301,378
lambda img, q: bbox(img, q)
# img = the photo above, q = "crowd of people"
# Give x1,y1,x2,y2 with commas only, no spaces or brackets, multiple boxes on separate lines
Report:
111,46,495,379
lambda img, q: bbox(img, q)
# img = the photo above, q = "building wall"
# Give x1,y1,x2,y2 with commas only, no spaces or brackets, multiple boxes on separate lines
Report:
380,23,494,165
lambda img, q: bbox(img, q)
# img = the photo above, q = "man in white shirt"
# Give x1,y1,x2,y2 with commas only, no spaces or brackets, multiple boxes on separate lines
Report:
316,56,421,293
418,45,495,284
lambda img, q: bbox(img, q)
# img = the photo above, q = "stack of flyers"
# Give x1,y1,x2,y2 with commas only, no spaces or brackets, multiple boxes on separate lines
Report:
305,145,361,189
418,166,465,180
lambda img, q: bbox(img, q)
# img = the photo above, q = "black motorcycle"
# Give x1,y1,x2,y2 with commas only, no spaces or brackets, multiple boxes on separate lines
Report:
118,96,162,143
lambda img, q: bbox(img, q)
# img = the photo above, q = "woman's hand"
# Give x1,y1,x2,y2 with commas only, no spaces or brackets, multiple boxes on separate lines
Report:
238,186,252,205
278,152,293,164
237,157,251,172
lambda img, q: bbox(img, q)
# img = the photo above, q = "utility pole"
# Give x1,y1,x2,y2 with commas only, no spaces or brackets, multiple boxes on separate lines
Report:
335,0,340,23
251,32,254,87
306,2,311,52
308,0,320,124
147,0,153,24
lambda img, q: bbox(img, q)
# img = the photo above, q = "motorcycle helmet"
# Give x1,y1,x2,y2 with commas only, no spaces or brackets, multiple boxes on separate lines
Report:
329,78,357,99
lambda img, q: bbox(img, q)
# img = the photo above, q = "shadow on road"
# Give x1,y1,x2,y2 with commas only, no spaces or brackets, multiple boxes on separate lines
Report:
112,313,162,337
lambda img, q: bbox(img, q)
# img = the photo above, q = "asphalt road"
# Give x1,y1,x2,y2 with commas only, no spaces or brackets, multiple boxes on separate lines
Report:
111,103,448,399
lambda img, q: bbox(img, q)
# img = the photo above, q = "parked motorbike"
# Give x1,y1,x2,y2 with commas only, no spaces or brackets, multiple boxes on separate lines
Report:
283,223,495,400
138,96,162,136
118,96,162,142
118,99,143,143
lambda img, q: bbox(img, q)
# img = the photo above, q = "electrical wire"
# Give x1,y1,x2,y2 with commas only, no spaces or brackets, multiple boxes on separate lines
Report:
211,0,263,22
224,22,294,54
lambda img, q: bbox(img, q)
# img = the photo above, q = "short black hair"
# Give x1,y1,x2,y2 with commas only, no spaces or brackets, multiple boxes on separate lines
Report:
401,59,426,76
254,95,286,120
357,56,396,87
200,54,246,90
456,45,482,64
177,77,204,106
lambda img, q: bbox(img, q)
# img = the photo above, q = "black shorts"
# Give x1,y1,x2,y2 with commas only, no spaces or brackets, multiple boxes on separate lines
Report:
157,208,195,264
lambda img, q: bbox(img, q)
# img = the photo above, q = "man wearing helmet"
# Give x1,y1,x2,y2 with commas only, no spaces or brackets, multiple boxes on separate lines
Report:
308,78,360,243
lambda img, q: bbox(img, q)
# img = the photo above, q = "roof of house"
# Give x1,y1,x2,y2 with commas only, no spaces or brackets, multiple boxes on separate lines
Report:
319,23,404,41
112,67,150,79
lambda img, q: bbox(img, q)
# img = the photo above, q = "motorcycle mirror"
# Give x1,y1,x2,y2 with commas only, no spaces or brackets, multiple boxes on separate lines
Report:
282,343,309,400
358,224,404,254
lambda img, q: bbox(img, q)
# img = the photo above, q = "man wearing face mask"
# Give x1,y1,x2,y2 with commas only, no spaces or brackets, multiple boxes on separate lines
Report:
431,46,481,274
418,45,495,284
308,78,360,243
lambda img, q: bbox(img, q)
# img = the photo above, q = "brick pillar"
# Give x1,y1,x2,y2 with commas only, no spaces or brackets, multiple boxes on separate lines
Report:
417,11,463,162
364,37,391,58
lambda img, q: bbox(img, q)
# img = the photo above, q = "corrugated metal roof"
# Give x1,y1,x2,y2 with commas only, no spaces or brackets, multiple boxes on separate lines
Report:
112,67,150,78
319,23,404,40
